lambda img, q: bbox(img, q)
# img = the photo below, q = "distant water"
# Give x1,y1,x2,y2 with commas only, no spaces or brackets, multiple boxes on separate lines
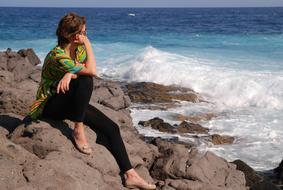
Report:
1,7,283,170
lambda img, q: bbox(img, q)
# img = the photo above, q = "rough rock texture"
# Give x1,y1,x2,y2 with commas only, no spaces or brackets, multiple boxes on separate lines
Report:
139,117,177,134
123,82,204,105
0,49,248,190
178,121,209,134
151,138,247,190
211,134,235,145
169,113,217,123
233,160,281,190
139,117,234,145
275,159,283,184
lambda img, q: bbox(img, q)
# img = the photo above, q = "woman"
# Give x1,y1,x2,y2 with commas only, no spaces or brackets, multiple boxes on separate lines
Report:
27,12,156,190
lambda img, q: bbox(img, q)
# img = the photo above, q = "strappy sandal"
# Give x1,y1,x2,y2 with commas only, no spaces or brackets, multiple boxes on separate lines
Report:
125,181,156,190
72,132,92,155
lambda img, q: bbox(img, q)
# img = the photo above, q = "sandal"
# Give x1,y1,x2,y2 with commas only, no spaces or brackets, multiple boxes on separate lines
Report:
125,181,156,190
72,131,92,155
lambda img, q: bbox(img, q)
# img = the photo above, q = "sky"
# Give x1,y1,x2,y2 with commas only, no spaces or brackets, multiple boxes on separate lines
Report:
0,0,283,8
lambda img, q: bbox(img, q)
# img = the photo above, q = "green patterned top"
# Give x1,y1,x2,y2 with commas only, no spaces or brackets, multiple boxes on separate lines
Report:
28,45,86,119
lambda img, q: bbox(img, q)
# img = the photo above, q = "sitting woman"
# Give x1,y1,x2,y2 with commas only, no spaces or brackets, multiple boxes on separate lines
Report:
27,12,156,190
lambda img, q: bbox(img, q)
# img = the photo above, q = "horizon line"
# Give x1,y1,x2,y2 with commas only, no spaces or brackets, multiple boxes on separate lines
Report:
0,6,283,9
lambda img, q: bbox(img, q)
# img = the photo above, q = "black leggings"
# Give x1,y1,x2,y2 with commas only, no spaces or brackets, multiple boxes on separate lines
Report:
41,75,132,173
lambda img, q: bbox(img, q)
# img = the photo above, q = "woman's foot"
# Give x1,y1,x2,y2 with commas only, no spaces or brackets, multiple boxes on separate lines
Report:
124,168,156,190
72,123,92,154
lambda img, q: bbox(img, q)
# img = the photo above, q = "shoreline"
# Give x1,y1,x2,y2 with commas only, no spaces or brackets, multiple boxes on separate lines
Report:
0,47,282,189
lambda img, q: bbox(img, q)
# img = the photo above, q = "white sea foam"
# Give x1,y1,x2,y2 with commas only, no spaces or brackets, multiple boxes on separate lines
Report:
101,46,283,170
102,46,283,110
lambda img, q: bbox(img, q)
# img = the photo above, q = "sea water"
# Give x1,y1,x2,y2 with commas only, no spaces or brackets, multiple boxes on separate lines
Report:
1,7,283,170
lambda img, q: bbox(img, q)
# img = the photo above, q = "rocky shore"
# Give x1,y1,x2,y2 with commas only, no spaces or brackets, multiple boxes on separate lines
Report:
0,48,282,190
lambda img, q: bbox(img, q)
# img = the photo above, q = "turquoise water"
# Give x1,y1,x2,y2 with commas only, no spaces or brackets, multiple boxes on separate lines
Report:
1,7,283,170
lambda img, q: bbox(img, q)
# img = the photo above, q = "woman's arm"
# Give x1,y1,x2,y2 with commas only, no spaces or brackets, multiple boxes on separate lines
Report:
76,36,97,77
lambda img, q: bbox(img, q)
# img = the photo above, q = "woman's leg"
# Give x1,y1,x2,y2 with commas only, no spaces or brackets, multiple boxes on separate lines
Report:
42,75,93,150
83,104,133,173
84,104,156,189
42,75,93,122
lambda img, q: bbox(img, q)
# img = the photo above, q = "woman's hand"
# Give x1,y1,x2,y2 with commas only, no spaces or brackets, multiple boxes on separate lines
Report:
57,73,76,94
74,34,90,45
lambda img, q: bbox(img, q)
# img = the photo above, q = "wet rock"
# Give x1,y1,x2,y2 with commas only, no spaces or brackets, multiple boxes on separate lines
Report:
211,134,235,145
233,160,280,190
275,159,283,183
131,103,181,110
177,120,209,134
124,81,203,104
138,117,177,134
170,112,217,122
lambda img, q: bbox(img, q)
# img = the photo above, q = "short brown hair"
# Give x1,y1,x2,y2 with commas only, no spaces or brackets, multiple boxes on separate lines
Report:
56,12,86,47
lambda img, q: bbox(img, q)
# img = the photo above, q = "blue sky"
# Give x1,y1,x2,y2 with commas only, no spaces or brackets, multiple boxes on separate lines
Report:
0,0,283,7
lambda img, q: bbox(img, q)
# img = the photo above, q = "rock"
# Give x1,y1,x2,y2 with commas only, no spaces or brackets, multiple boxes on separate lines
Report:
0,70,14,86
22,151,108,190
0,136,38,190
275,159,283,183
150,138,191,180
130,103,181,110
177,121,209,134
6,51,36,82
0,52,8,70
150,138,247,190
124,82,203,104
232,160,263,187
211,134,235,145
233,160,281,190
170,112,217,123
17,48,41,66
90,78,131,111
0,113,23,136
142,136,193,149
28,68,41,83
0,87,35,116
138,117,177,134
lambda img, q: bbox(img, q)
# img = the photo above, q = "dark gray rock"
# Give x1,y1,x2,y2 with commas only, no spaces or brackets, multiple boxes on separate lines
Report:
233,159,280,190
139,117,177,134
124,81,204,104
177,121,209,134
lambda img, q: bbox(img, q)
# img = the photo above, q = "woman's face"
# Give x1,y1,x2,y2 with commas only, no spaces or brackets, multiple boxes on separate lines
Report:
72,24,87,45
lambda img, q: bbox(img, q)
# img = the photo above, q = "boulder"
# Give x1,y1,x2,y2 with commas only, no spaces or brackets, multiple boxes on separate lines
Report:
138,117,177,134
150,138,247,190
211,134,235,145
123,81,204,104
90,78,131,111
177,121,209,134
233,160,280,190
170,112,217,123
17,48,41,66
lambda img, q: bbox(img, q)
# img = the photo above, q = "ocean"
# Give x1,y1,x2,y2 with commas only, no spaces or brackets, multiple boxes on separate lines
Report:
1,7,283,170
